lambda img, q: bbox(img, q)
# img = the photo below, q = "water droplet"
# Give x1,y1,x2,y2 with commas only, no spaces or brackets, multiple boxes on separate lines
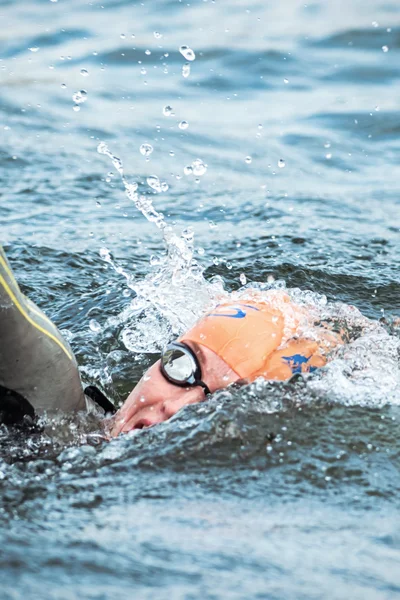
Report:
240,273,247,285
148,255,158,266
245,156,252,164
179,120,189,130
97,142,108,155
140,67,147,75
96,201,101,207
89,319,102,333
324,141,331,148
80,68,89,76
372,21,379,27
325,153,332,159
123,288,131,297
184,165,193,175
145,49,151,56
147,175,162,192
278,159,285,168
163,105,173,116
120,33,126,39
72,89,87,104
179,45,196,61
182,63,191,78
154,31,162,39
169,150,175,157
375,105,380,111
198,247,205,256
29,47,39,52
192,158,207,176
382,45,389,52
140,143,153,156
99,247,111,261
161,181,169,192
283,78,289,84
72,105,80,112
61,83,66,88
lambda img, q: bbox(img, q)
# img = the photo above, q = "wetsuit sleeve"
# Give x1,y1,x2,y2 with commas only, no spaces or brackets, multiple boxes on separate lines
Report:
0,246,86,415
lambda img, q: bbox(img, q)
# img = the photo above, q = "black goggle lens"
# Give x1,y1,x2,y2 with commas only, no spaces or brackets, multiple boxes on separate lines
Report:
160,342,211,396
162,347,196,382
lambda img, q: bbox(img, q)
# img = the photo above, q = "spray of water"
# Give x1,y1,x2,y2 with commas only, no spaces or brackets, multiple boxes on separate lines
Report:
95,143,400,410
97,142,225,354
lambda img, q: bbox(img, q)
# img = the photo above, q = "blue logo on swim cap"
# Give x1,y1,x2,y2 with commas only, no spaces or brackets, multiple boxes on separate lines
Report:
282,353,318,374
208,304,260,318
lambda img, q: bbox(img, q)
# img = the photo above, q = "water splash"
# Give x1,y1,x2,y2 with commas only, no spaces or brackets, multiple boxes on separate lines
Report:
97,142,164,229
97,143,224,356
95,144,400,412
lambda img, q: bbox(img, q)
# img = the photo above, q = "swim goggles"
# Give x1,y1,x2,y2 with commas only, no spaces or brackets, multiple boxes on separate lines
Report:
160,341,211,396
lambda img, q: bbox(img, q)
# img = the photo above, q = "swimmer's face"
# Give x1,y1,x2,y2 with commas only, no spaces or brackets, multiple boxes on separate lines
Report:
110,342,238,436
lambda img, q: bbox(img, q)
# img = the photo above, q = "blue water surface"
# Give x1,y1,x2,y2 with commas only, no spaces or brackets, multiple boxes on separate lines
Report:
0,0,400,598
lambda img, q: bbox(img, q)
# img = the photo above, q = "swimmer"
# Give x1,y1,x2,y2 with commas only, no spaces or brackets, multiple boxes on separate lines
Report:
110,290,348,436
1,245,395,433
0,245,114,423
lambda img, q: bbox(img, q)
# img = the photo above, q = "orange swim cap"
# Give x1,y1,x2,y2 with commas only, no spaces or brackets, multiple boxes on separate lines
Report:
181,299,286,379
181,291,340,381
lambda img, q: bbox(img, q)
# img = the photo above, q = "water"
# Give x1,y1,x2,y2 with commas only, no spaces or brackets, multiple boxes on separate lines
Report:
1,0,400,598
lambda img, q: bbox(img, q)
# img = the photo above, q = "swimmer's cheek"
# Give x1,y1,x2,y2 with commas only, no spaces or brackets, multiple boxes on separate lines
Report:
111,387,206,436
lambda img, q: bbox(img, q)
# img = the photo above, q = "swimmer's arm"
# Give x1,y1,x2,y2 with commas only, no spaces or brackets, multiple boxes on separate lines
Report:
0,245,86,414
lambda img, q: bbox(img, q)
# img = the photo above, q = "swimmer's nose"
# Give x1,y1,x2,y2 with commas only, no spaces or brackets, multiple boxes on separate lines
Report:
161,400,180,420
161,388,205,420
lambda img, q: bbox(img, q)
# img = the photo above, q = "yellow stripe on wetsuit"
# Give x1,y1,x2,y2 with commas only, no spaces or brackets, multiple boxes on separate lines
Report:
0,249,59,330
0,248,73,361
